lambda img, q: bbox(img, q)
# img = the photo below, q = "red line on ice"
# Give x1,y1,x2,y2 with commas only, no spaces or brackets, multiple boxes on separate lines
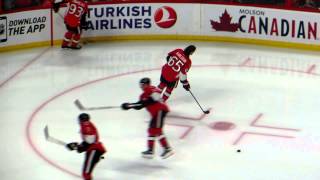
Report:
166,122,194,139
250,113,300,131
26,64,316,177
306,64,316,74
0,48,49,89
239,57,252,66
168,108,212,121
232,131,295,145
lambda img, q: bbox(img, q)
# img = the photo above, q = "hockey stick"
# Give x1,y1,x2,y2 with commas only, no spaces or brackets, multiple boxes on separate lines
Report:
188,90,210,114
74,99,120,111
44,125,67,146
51,0,64,19
57,12,64,19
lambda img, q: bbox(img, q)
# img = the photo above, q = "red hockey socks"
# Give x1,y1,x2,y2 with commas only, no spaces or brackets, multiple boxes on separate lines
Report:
162,87,173,101
148,128,162,151
147,136,156,151
62,31,73,48
158,82,166,91
71,33,81,48
159,134,170,149
82,172,92,180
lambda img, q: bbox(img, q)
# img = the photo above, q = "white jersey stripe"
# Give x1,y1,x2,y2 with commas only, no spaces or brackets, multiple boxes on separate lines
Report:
63,37,71,42
164,92,171,97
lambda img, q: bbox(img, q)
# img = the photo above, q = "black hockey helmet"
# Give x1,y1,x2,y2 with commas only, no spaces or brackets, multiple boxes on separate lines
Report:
140,77,151,86
184,45,196,56
78,113,90,122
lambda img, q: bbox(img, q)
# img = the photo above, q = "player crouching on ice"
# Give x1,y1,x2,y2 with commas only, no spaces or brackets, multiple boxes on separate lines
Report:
66,113,106,180
121,77,174,159
53,0,88,49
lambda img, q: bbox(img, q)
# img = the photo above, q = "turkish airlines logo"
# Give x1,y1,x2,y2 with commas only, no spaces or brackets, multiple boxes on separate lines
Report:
154,6,177,28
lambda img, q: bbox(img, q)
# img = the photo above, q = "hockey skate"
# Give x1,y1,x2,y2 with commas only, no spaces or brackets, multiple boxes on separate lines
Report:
70,44,82,50
61,45,71,49
161,148,174,159
141,149,154,159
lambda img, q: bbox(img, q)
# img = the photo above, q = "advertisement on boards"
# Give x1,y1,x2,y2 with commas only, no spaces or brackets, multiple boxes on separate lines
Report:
74,4,200,38
0,9,50,47
202,5,320,45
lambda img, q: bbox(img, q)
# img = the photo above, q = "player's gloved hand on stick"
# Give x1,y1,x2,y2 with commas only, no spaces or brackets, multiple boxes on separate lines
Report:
77,141,90,153
183,83,190,91
66,142,78,151
181,80,190,91
132,105,143,110
121,103,131,110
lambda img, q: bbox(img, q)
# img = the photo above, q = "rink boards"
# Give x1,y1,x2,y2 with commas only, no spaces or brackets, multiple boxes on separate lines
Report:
1,3,320,51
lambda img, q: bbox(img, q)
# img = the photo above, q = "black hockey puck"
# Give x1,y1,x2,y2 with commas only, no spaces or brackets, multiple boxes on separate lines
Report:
237,149,241,153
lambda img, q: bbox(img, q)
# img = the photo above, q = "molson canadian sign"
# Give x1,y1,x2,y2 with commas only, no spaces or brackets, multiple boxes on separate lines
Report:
203,5,320,45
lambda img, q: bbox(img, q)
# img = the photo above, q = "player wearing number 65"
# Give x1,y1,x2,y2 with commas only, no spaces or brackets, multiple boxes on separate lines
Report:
158,45,196,101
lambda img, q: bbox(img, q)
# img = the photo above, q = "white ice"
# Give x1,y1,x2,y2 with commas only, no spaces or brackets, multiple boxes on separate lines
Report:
1,41,320,180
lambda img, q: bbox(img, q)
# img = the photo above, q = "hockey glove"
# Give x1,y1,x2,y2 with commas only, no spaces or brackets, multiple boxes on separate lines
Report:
183,84,190,91
121,103,131,110
166,55,170,62
181,80,190,91
77,141,90,153
66,142,78,151
130,101,145,110
52,3,60,13
80,13,89,30
132,104,143,110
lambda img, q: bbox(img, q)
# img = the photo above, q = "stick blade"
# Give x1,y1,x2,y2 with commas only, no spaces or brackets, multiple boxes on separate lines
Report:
74,99,85,110
204,108,213,115
44,125,49,140
86,106,119,111
43,125,67,146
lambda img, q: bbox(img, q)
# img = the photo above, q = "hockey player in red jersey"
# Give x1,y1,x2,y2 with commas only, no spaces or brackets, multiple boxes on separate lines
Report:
66,113,106,180
158,45,196,101
53,0,88,49
121,77,174,159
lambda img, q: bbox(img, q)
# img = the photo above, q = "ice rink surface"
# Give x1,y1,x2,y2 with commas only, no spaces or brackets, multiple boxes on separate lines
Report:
1,41,320,180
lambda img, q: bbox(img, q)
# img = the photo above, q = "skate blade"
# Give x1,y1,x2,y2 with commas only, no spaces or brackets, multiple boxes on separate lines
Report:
161,151,174,159
142,154,154,159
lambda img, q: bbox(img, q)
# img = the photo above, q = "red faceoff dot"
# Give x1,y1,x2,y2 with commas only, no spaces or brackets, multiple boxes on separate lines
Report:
210,121,236,131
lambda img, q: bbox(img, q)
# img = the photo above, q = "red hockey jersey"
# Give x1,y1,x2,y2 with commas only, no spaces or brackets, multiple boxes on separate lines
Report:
161,48,192,82
64,0,88,27
140,85,169,117
80,121,106,152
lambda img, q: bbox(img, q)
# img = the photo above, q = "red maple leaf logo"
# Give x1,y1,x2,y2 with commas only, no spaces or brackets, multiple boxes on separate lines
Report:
211,10,239,32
